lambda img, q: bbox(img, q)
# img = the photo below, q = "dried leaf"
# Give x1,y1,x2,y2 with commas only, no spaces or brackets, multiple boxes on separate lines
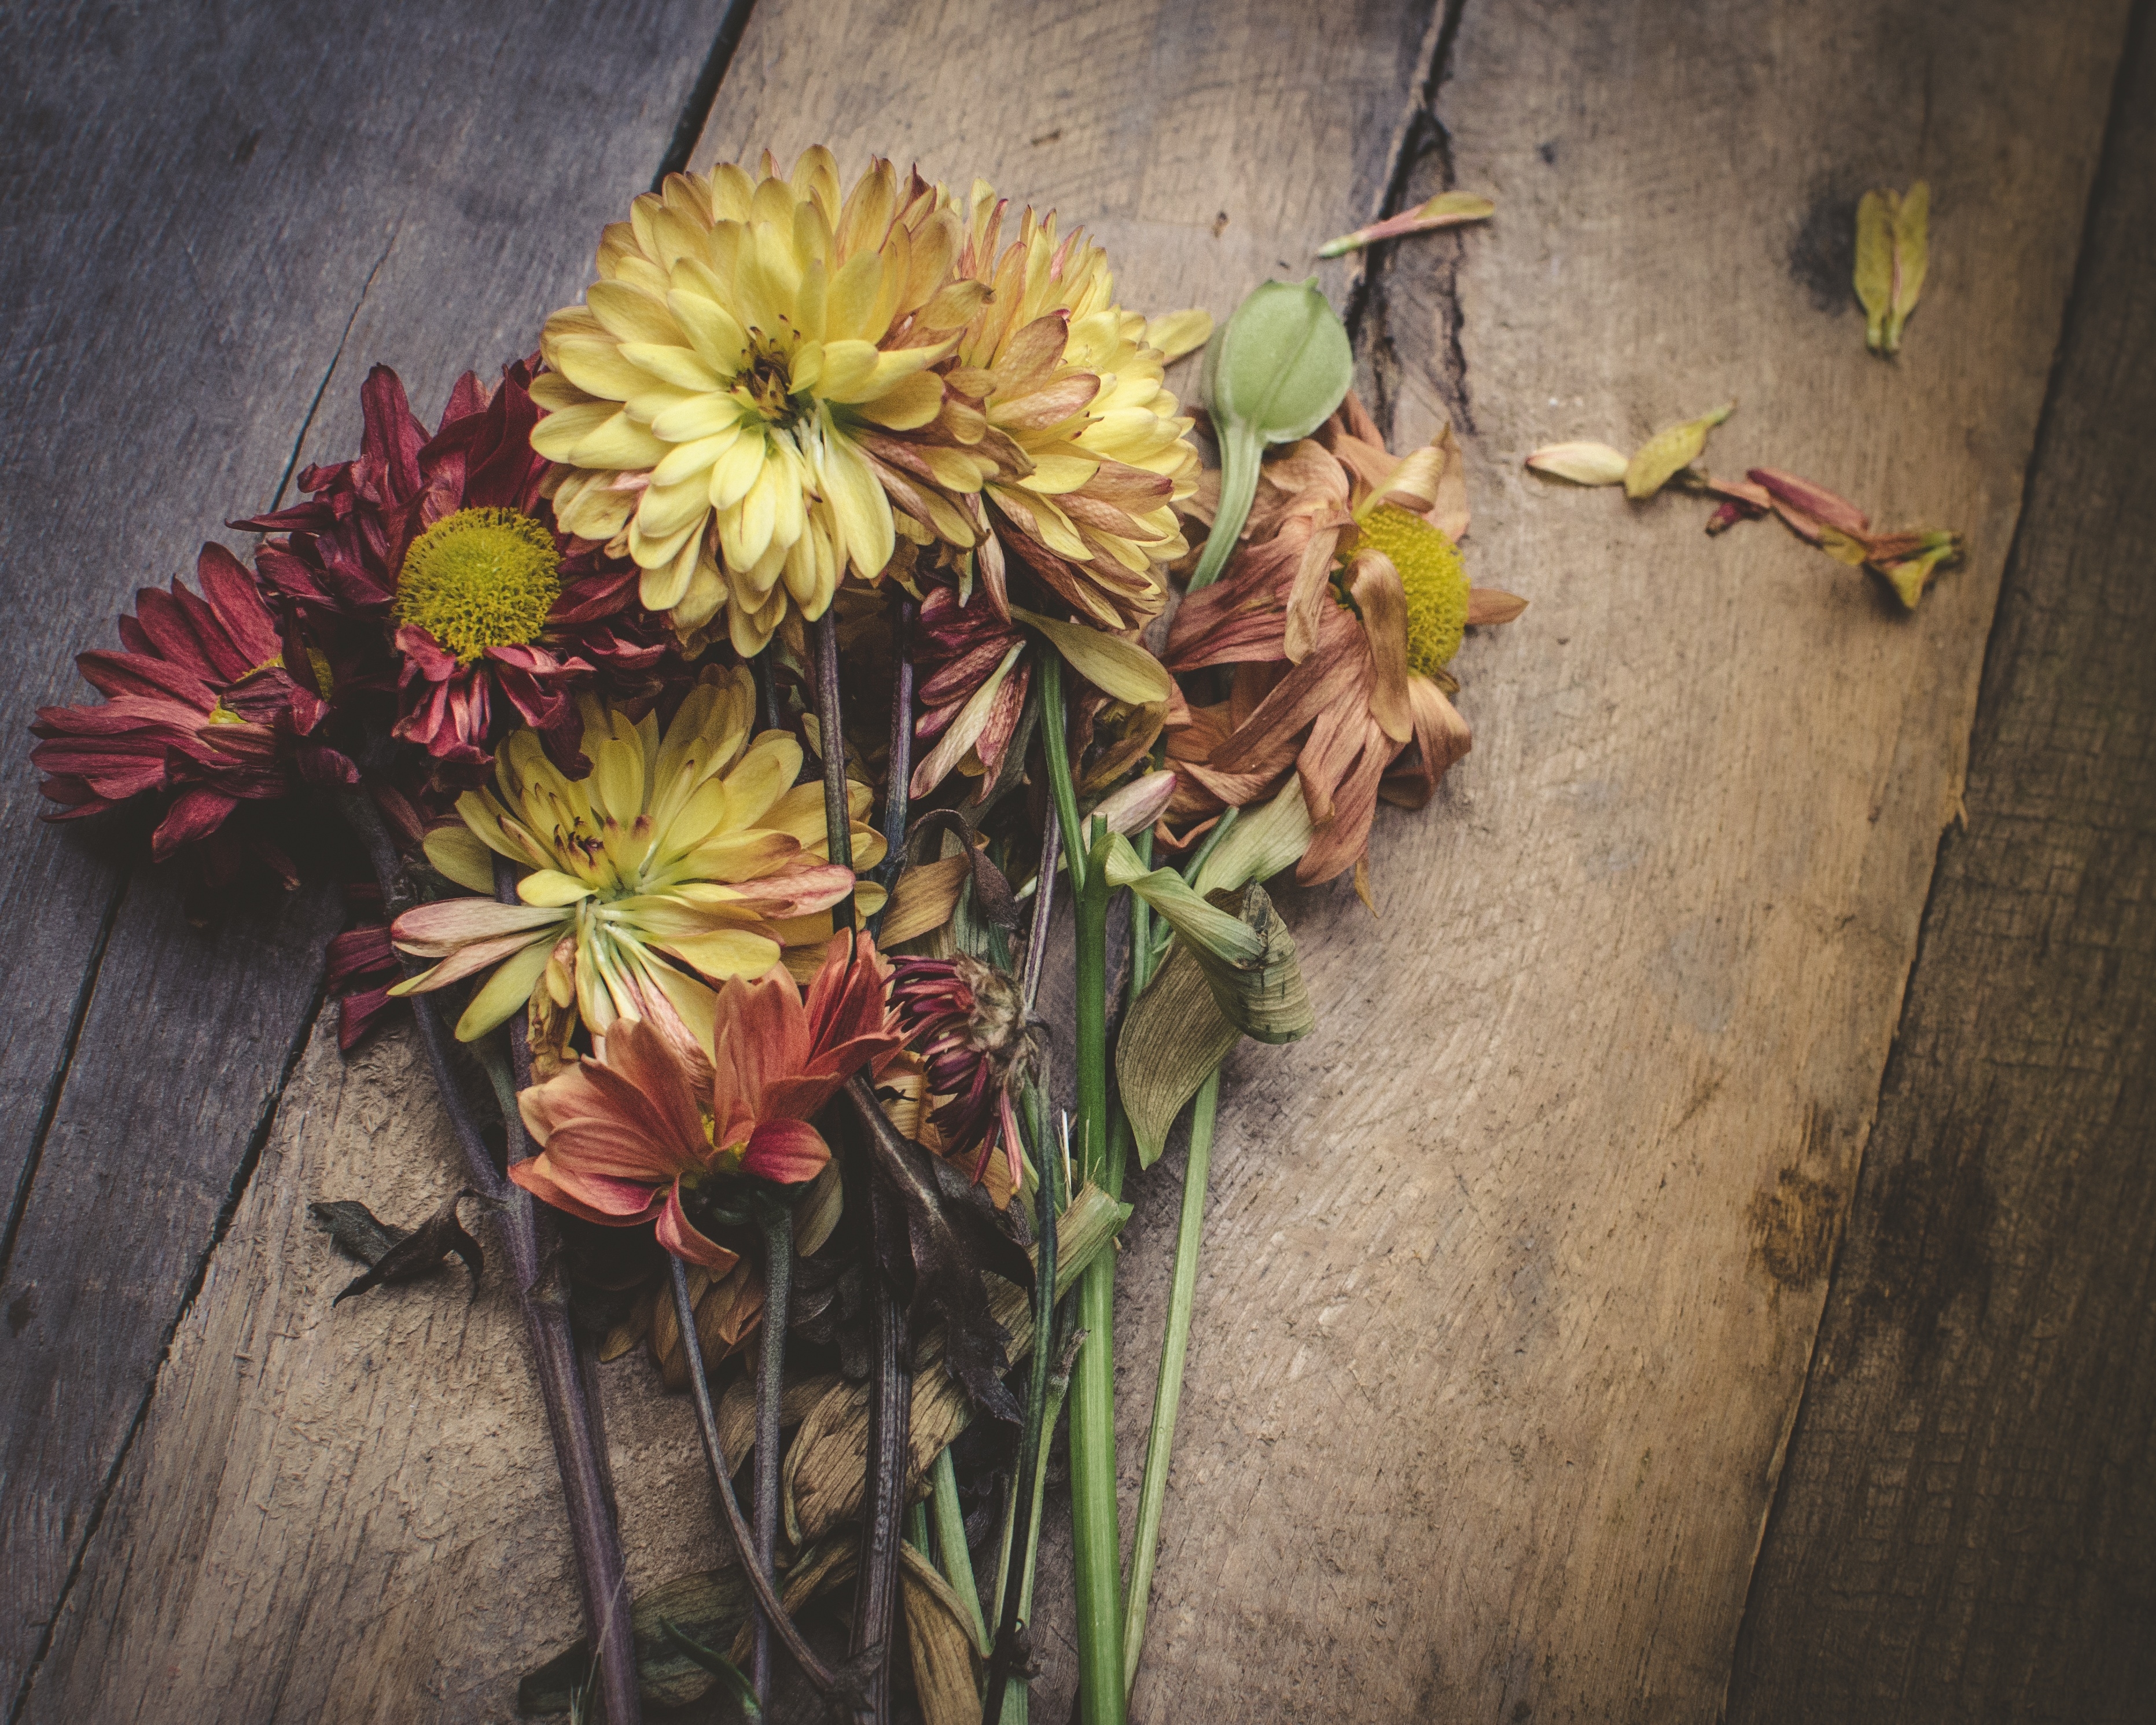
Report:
1525,440,1630,487
785,1187,1128,1544
518,1567,755,1715
845,1077,1033,1422
1624,403,1734,500
901,1545,987,1725
328,1192,482,1304
1318,190,1495,258
1855,189,1895,354
1008,605,1170,705
308,1198,403,1267
903,810,1023,933
656,1622,761,1722
1117,944,1240,1167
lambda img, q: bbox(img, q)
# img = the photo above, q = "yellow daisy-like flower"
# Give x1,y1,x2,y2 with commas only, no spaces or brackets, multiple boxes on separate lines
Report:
389,666,885,1061
531,149,989,655
863,185,1208,630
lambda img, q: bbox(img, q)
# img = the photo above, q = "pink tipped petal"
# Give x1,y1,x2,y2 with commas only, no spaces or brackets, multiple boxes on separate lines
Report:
738,1118,832,1185
508,1154,664,1226
655,1184,741,1272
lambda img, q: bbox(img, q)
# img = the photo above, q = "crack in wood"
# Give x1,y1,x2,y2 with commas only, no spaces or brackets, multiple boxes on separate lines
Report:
651,0,759,188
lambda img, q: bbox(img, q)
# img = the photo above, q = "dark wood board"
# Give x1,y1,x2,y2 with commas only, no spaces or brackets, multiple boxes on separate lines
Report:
0,1,737,1709
1725,5,2156,1718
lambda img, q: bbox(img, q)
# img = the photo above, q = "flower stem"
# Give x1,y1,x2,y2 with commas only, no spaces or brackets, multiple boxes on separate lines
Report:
1053,678,1127,1724
873,595,917,912
1120,1067,1219,1694
1036,653,1086,893
667,1258,841,1697
851,1182,910,1725
811,609,855,932
338,789,641,1725
980,1081,1062,1723
750,1194,793,1704
1019,805,1061,1017
928,1445,989,1656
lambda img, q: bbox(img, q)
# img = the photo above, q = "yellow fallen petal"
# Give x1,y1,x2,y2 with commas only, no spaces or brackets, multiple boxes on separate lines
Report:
1624,403,1734,501
1143,307,1215,362
1526,440,1631,486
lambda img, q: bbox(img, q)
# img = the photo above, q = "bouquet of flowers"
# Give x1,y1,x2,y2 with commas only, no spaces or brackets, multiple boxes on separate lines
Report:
31,148,1519,1723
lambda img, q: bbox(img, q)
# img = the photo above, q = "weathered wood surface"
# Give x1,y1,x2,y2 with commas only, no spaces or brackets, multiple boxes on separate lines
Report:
3,0,2149,1721
1726,8,2156,1719
0,0,739,1712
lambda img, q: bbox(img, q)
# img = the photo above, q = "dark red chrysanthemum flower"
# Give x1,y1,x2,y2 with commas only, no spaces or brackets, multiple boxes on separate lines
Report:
32,543,358,863
236,359,675,775
888,954,1034,1187
908,576,1031,798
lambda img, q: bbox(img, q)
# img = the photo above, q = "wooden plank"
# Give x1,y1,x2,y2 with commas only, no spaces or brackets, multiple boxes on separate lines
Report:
0,1,736,1709
1128,1,2135,1719
19,4,1434,1717
1724,9,2156,1717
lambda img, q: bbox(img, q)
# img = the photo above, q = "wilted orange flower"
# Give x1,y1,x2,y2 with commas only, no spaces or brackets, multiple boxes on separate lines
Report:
511,930,900,1270
1164,395,1522,896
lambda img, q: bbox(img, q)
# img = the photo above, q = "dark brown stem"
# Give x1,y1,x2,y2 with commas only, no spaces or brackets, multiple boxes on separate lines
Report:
1021,805,1062,1017
811,609,855,932
750,1195,793,1702
872,595,917,912
666,1258,844,1698
849,1140,911,1725
336,788,640,1725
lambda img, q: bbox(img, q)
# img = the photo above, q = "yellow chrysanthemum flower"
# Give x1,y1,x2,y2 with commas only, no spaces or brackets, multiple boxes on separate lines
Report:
531,149,989,655
389,666,885,1058
864,185,1207,630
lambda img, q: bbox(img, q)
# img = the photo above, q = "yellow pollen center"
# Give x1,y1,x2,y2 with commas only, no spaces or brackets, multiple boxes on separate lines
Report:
1345,503,1470,676
395,507,561,664
204,700,246,726
737,334,799,421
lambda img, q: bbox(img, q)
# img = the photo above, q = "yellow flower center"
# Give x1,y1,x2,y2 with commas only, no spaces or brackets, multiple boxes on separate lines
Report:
1346,503,1470,676
204,700,246,726
737,334,803,424
395,507,561,664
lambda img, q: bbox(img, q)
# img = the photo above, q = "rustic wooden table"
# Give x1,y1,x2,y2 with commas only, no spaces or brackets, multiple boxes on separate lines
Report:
2,2,2150,1720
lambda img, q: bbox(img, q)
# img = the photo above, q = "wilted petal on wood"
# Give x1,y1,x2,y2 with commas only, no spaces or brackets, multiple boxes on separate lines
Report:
1525,440,1630,486
1885,181,1930,353
1855,189,1896,353
1624,403,1734,500
1747,467,1870,539
1317,190,1495,257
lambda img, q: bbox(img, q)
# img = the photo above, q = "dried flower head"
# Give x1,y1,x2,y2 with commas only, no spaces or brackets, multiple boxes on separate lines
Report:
887,954,1035,1190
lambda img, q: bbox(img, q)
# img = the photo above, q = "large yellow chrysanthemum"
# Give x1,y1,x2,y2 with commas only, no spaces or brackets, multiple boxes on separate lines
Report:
862,184,1206,630
531,149,989,654
389,667,884,1060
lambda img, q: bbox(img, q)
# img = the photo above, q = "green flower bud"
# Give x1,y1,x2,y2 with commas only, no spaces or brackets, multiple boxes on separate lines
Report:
1189,278,1354,591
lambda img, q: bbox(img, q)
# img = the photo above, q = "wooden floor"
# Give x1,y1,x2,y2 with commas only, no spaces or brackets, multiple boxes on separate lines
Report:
1,1,2148,1720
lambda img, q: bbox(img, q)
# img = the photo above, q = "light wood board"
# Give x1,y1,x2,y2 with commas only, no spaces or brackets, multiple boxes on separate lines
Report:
6,0,2147,1719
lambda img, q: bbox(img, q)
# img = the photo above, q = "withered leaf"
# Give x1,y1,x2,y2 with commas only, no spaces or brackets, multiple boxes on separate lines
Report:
845,1076,1031,1422
327,1191,483,1305
657,1621,761,1722
904,810,1022,932
1118,943,1240,1168
308,1198,403,1267
1624,403,1734,500
900,1545,986,1725
518,1567,755,1715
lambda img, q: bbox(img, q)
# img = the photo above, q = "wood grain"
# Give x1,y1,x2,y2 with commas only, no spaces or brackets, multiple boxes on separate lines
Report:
1128,0,2135,1719
10,0,2146,1719
0,0,735,1710
1725,6,2156,1716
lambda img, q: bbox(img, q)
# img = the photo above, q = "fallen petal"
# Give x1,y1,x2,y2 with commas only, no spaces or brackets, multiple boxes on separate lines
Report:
1526,440,1630,487
1318,191,1495,258
1624,403,1734,500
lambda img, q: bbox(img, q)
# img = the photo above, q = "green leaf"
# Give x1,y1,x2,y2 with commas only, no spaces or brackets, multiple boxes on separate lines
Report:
1117,943,1240,1167
1190,278,1354,591
1197,882,1316,1045
1855,189,1894,354
1191,779,1314,897
1622,402,1734,501
1008,605,1171,704
1101,833,1264,967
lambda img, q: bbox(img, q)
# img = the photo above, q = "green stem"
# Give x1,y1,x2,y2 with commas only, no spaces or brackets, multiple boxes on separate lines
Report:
980,1082,1061,1722
904,1499,932,1557
1187,426,1261,593
1069,826,1125,1725
928,1446,989,1657
1037,653,1087,893
1120,1069,1219,1694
